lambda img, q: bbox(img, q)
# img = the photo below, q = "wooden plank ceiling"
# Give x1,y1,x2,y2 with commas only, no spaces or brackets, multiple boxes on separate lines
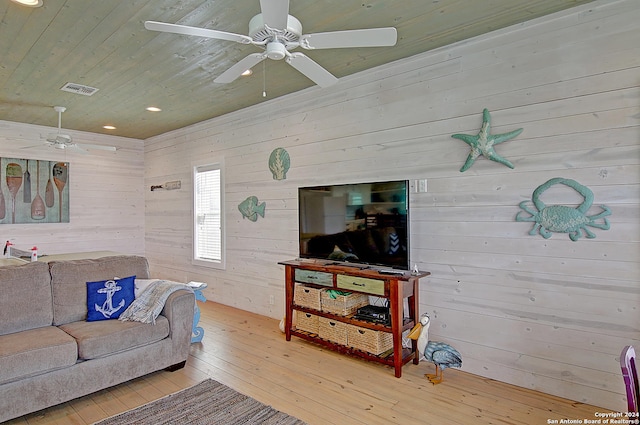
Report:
0,0,594,140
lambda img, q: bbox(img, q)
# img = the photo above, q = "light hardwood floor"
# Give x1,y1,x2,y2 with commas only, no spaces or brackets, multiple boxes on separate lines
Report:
8,301,607,425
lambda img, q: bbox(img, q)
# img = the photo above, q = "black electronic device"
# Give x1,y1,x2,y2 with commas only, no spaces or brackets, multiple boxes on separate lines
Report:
354,305,391,326
378,269,405,275
298,180,410,270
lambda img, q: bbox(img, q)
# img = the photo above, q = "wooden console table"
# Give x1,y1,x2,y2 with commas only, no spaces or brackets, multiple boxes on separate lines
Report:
280,259,430,378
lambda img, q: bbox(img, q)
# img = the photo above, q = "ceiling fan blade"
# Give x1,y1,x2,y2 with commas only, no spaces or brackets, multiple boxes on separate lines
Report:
260,0,289,29
286,53,338,88
77,143,117,152
19,143,43,150
214,53,266,84
67,145,89,155
144,21,252,45
300,27,397,50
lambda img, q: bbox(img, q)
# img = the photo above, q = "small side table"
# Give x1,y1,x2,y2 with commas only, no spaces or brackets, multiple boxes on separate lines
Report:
188,282,207,343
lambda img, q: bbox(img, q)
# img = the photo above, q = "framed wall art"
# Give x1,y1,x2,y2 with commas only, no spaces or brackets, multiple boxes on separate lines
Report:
0,157,69,224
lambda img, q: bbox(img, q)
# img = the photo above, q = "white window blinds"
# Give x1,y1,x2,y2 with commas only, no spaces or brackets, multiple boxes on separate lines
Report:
193,163,224,266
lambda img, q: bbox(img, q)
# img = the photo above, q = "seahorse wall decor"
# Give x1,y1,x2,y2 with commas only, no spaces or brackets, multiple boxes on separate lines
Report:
269,147,290,180
516,178,611,241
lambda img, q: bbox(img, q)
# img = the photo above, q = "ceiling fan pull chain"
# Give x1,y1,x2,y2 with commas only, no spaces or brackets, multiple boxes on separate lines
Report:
262,61,267,97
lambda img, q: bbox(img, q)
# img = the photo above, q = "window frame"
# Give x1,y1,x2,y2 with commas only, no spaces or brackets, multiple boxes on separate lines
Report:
192,160,225,270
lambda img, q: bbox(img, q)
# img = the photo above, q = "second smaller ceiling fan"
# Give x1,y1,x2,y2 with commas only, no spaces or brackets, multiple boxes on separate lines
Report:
44,106,117,154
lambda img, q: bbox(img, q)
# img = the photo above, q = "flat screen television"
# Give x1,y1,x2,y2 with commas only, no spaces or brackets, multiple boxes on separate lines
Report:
298,180,410,270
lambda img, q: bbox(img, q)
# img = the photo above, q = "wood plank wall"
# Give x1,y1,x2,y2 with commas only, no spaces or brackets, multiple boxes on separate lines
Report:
0,121,145,255
145,0,639,410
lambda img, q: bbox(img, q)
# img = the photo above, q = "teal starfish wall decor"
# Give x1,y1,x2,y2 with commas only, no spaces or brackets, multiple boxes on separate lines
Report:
451,109,523,172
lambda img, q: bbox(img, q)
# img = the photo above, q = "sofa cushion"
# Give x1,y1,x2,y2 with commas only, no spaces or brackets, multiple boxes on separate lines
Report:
59,316,170,360
86,276,136,321
49,255,150,325
0,326,77,385
0,261,52,336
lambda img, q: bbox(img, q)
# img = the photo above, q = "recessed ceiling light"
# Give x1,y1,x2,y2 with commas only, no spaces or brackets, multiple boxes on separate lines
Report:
103,125,116,130
146,106,162,112
11,0,43,7
241,69,253,77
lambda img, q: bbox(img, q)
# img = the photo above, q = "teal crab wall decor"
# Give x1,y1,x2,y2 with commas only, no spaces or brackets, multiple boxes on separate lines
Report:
451,108,523,172
516,178,611,241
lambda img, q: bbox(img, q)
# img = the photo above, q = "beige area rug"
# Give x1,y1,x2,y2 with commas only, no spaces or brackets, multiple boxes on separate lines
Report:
94,378,307,425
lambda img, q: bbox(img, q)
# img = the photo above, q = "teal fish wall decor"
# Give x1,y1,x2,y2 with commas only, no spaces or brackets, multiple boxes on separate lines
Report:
451,109,523,172
516,177,611,241
238,196,266,222
269,147,290,180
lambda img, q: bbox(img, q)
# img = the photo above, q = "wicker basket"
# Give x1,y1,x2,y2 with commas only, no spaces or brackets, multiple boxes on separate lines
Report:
295,312,319,334
321,290,369,316
293,285,322,311
319,317,348,345
347,325,393,355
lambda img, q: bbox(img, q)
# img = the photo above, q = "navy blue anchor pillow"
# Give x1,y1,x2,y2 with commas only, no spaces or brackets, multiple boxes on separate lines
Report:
86,276,136,321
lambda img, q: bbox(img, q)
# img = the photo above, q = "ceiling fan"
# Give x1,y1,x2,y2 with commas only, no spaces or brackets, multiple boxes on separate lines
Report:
144,0,397,88
44,106,116,153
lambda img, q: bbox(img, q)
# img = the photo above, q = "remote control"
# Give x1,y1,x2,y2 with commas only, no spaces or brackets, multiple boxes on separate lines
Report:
378,269,405,275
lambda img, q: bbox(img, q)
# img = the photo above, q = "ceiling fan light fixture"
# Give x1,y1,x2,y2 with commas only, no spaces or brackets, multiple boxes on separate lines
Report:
11,0,43,7
266,42,287,60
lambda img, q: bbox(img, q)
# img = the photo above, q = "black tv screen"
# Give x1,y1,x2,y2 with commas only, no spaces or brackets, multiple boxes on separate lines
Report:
298,180,410,270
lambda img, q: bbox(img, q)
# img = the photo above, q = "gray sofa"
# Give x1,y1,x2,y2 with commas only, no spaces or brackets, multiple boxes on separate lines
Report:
0,255,195,423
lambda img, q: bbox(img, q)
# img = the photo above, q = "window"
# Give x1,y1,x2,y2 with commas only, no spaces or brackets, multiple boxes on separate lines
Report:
193,162,224,269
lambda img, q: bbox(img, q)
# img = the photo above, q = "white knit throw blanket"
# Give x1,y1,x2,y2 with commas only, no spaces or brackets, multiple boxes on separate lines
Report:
119,280,192,324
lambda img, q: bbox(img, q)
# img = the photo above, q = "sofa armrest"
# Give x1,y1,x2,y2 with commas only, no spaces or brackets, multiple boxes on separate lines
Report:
160,289,195,360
